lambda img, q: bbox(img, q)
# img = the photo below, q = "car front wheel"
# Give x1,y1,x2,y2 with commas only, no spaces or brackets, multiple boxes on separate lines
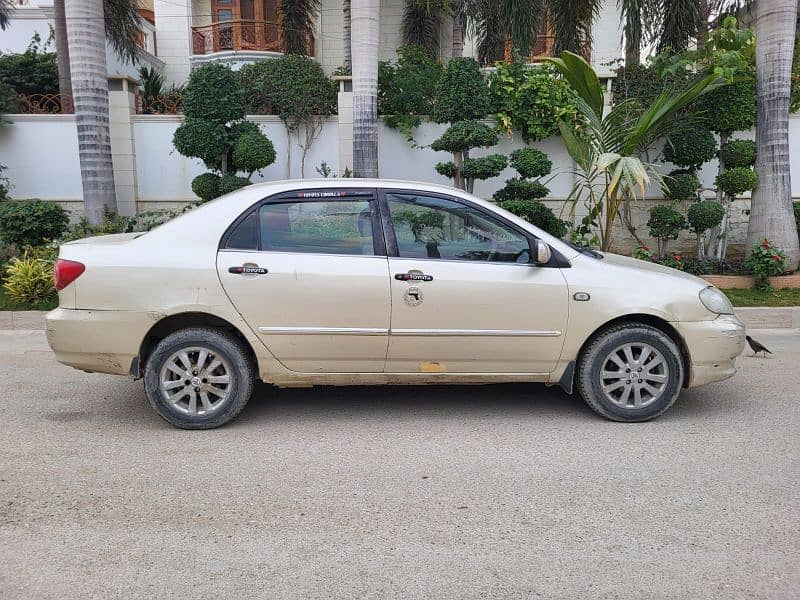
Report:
144,327,255,429
576,323,684,422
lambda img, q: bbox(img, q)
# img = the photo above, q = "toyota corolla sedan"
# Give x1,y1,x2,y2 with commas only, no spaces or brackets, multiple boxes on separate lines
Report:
46,180,745,429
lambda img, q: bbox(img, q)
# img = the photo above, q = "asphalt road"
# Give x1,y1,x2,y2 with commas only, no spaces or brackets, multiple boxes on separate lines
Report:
1,329,798,599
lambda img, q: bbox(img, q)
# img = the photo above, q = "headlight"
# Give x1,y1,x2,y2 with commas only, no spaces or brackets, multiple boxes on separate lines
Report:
699,286,733,315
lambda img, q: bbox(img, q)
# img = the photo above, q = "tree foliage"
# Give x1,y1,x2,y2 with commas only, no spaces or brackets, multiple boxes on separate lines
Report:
715,166,757,196
488,61,576,141
432,57,490,123
695,77,756,134
430,120,497,153
687,199,725,234
0,35,58,96
718,139,756,168
662,170,700,202
509,148,552,179
498,199,568,238
647,204,686,257
431,120,502,192
279,0,320,56
663,124,716,169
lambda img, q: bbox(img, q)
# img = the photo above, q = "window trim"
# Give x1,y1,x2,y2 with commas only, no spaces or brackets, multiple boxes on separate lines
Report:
377,188,569,268
219,188,386,257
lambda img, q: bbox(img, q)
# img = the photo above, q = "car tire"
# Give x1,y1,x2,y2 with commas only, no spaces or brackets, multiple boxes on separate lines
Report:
144,327,255,429
576,323,684,422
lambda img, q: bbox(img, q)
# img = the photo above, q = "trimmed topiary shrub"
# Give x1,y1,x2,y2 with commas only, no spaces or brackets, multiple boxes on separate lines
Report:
498,199,568,238
173,63,275,202
696,78,757,134
715,166,757,196
718,139,756,167
191,173,221,203
462,154,507,181
509,148,552,179
493,179,549,202
432,57,491,123
647,204,687,257
663,126,717,169
687,200,725,235
430,120,502,192
218,174,251,196
663,170,701,202
0,199,69,247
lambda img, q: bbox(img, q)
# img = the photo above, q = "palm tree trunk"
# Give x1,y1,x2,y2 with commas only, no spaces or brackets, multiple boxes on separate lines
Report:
746,0,800,271
351,0,380,178
53,0,74,113
452,11,463,58
343,0,352,70
65,0,118,224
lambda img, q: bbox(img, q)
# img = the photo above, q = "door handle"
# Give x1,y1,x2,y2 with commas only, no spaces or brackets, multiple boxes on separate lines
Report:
394,272,433,282
229,265,268,275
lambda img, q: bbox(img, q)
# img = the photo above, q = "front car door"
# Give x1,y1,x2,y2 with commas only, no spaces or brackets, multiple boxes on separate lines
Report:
382,191,569,374
217,189,391,373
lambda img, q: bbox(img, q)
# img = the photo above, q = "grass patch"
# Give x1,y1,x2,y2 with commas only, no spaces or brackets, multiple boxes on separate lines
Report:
0,286,58,311
723,288,800,307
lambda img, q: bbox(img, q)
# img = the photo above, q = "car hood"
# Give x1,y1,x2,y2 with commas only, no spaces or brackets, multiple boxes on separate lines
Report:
600,252,710,288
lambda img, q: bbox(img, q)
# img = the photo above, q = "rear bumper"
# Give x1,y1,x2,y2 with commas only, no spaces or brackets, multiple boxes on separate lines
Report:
45,307,151,376
675,314,746,387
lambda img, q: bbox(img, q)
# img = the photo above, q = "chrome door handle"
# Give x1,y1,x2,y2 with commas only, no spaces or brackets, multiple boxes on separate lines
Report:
229,265,268,275
394,272,433,282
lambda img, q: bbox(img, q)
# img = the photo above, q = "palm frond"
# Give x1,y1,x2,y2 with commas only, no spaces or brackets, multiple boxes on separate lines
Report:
547,0,601,55
402,0,442,58
103,0,141,63
500,0,544,57
657,0,701,52
0,0,14,30
280,0,321,55
546,51,605,117
467,0,505,65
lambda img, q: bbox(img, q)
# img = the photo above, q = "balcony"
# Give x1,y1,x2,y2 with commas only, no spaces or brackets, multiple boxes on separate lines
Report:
191,20,313,57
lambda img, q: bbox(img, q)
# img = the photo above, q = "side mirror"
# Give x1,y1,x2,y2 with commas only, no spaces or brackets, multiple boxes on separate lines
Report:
532,239,552,265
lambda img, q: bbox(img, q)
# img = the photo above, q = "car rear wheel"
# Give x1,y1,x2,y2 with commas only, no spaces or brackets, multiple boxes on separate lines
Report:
576,323,684,422
144,327,255,429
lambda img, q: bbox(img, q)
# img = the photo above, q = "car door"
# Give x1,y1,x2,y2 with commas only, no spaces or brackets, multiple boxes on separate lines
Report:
382,191,569,374
217,190,391,373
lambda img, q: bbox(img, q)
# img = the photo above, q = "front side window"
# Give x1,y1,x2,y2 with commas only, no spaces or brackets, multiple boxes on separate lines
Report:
387,193,530,263
259,200,376,256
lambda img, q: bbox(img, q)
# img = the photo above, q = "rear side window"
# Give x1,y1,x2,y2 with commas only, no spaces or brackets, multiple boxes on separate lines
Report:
259,200,375,256
224,211,258,250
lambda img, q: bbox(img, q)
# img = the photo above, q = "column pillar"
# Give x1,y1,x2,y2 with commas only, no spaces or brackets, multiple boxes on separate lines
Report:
107,77,139,217
154,0,193,86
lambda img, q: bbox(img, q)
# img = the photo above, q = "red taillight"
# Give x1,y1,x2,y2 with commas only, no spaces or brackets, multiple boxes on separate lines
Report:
54,259,85,291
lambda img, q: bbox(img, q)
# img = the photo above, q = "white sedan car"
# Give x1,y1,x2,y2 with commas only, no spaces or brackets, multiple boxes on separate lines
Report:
46,180,745,428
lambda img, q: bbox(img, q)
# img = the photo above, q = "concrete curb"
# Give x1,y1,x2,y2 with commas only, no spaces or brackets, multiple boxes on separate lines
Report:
2,308,800,331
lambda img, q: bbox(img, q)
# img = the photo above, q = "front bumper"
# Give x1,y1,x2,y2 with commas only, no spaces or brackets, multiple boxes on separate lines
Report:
674,314,746,387
45,307,152,376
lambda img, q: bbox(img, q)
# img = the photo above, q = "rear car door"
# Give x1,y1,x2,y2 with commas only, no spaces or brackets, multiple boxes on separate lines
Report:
217,190,391,373
382,191,569,374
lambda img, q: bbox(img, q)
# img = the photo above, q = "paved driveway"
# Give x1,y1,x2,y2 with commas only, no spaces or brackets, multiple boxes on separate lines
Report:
1,329,798,599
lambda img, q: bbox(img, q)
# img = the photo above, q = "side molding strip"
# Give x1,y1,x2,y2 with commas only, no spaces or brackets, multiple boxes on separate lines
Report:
258,327,562,337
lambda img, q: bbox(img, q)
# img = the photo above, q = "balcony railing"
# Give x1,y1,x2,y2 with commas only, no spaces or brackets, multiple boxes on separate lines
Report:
191,20,282,55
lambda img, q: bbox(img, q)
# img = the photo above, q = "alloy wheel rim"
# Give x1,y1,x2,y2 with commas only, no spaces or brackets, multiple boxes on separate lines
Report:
600,342,669,409
159,346,232,415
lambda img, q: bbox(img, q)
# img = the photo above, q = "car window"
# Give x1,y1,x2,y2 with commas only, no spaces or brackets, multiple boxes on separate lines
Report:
387,193,530,263
224,211,259,250
259,200,375,256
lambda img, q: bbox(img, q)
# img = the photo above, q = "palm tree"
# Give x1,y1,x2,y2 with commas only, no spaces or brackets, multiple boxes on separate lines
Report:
279,0,320,55
343,0,352,69
53,1,74,113
351,0,380,177
549,0,601,55
401,0,442,58
0,0,13,30
746,0,800,270
547,51,717,251
65,0,117,224
657,0,701,52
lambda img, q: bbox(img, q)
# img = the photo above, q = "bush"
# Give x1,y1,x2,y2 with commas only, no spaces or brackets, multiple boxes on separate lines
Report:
173,118,230,170
744,239,787,289
509,148,551,179
430,120,497,153
611,61,692,108
0,36,59,96
687,200,725,234
0,200,69,247
498,199,568,238
695,78,756,134
715,166,757,196
488,61,576,142
432,57,490,123
378,45,442,136
0,80,16,118
719,139,756,167
232,130,277,174
663,170,701,201
2,255,55,304
462,154,507,181
663,125,717,169
182,63,245,124
434,162,458,179
218,174,251,195
493,178,549,201
191,173,221,203
647,204,686,257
